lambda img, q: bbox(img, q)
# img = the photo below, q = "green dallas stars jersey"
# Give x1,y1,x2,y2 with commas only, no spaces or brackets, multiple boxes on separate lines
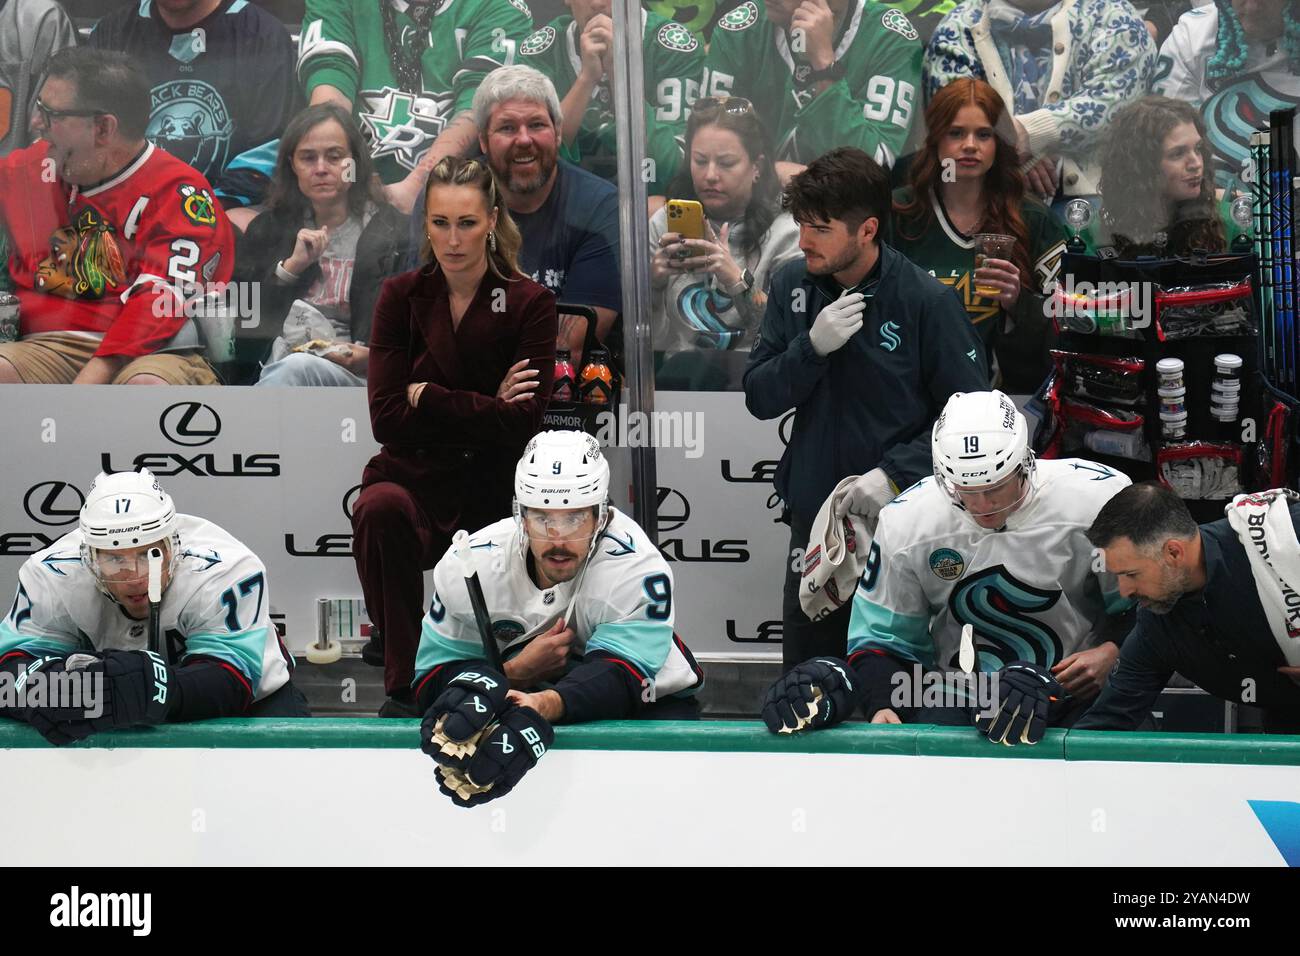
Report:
298,0,533,183
520,10,702,194
889,186,1067,390
700,0,922,167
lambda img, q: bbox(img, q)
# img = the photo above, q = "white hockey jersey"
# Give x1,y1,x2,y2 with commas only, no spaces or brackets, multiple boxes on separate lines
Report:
1154,3,1300,190
414,508,700,699
847,458,1132,683
0,515,291,701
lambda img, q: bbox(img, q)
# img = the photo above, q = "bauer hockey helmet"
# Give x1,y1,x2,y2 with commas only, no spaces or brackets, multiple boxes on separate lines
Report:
513,430,610,554
78,469,181,594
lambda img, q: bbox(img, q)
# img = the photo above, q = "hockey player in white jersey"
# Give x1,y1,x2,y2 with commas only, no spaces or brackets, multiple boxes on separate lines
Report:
414,430,703,806
0,469,304,745
762,391,1133,745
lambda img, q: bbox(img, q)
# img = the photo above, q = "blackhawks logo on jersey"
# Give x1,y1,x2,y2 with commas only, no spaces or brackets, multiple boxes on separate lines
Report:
359,86,456,172
35,208,126,301
881,8,919,41
718,1,758,31
521,25,557,56
179,184,218,227
657,21,699,53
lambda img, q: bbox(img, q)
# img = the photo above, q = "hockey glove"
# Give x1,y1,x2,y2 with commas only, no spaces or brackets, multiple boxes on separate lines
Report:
73,650,173,731
421,666,510,767
4,656,99,746
976,661,1064,746
761,657,858,734
435,703,553,807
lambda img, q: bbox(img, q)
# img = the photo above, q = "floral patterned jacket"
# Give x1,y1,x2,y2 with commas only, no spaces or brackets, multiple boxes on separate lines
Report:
924,0,1157,196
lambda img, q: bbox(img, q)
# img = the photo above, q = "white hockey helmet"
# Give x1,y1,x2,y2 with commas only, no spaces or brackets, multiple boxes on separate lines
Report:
78,469,181,591
932,391,1034,516
514,430,610,511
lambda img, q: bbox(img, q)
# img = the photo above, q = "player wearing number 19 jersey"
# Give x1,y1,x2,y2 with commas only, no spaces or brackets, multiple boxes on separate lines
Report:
1,470,304,746
700,0,923,167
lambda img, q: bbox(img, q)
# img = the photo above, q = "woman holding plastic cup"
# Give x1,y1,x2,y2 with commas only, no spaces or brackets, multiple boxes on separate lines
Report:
891,79,1066,392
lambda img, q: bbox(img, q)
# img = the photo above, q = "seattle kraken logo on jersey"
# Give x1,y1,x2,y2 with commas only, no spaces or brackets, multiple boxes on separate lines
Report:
947,565,1064,669
148,81,233,181
879,320,902,352
360,87,456,172
676,282,743,348
1204,76,1297,190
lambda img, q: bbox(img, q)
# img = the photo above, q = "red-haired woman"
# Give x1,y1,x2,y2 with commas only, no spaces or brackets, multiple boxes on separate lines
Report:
892,78,1067,393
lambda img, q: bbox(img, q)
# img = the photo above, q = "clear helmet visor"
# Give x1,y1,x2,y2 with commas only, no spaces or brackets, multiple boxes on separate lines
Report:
938,466,1034,522
81,536,178,595
519,505,600,542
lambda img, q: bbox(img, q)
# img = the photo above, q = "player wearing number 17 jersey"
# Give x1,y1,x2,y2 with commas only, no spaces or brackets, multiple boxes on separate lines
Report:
763,391,1132,743
700,0,922,169
1,470,306,747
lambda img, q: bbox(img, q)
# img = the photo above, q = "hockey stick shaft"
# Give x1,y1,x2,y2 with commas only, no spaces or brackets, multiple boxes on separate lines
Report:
451,530,504,672
147,547,163,657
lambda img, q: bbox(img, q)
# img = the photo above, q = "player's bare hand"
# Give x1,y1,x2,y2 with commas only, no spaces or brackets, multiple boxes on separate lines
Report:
1051,642,1119,700
579,14,613,81
506,688,565,722
407,381,428,407
790,0,836,70
505,618,573,686
870,708,903,724
496,359,540,403
1024,155,1058,200
322,343,369,375
285,225,329,275
974,256,1021,310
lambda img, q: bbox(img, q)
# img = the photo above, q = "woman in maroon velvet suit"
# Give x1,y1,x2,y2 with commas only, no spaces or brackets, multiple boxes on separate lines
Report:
352,157,557,714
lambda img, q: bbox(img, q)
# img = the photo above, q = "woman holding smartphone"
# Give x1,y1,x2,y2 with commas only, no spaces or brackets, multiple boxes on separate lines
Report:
649,96,800,359
351,156,557,716
892,78,1066,393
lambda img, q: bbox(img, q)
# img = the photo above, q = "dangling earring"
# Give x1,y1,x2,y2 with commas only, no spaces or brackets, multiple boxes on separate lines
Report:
489,230,497,252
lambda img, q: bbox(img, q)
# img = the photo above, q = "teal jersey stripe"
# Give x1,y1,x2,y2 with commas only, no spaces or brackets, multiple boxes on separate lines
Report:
587,619,671,677
182,628,267,687
412,618,486,686
847,594,932,667
223,139,279,179
0,620,79,658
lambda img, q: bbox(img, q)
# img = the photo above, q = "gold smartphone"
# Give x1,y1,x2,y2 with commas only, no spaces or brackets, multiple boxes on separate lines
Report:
666,199,706,240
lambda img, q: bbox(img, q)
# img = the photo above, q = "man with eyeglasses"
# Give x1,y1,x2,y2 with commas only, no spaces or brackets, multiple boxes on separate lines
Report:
519,0,703,195
0,469,308,747
0,47,234,385
412,430,703,805
0,0,77,157
700,0,923,181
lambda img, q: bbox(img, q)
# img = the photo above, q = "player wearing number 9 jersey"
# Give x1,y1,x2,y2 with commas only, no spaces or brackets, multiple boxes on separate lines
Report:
519,3,703,194
699,0,922,169
413,431,703,724
0,470,304,746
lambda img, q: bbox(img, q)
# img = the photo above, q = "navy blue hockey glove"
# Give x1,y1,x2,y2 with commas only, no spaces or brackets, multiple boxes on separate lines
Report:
421,666,510,767
435,704,554,807
761,657,858,734
975,661,1064,746
74,650,173,731
3,656,98,746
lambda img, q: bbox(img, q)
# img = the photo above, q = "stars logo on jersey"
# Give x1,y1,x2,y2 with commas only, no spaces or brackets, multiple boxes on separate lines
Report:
880,9,919,41
929,548,965,581
657,22,699,53
718,1,758,31
935,270,999,325
521,25,557,56
359,87,456,172
179,184,217,227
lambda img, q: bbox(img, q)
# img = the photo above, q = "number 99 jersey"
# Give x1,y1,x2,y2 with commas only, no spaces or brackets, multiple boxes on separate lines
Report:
847,458,1132,676
1,515,291,702
414,508,701,700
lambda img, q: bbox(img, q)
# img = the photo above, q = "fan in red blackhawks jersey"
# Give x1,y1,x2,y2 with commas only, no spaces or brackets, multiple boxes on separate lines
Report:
700,0,922,176
0,49,234,386
298,0,533,212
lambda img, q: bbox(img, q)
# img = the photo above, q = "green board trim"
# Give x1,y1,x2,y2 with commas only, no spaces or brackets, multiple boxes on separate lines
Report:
2,719,1299,765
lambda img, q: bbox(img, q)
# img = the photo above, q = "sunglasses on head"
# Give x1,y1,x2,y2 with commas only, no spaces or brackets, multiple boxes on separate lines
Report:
692,96,754,116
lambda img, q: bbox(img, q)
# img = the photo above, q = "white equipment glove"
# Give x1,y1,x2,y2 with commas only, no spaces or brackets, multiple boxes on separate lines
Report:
833,467,897,533
809,291,867,357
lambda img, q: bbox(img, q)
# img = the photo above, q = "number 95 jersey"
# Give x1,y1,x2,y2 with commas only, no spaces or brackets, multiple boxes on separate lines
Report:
415,507,701,700
1,514,291,702
847,458,1132,675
